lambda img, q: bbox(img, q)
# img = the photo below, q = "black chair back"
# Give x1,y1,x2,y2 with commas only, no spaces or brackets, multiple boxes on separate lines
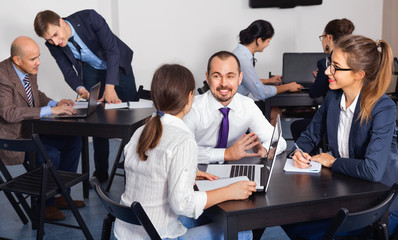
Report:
322,183,398,240
135,85,152,101
91,177,161,240
197,80,210,94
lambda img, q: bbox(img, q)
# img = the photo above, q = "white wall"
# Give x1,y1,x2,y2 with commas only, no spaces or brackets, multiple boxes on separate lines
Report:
0,0,383,100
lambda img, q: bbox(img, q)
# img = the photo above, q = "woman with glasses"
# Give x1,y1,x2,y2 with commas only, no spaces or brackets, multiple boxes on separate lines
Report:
232,19,302,125
283,35,398,239
290,19,355,150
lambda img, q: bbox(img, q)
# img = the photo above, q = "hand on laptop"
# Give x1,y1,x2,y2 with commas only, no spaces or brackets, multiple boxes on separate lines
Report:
285,82,303,92
57,99,75,106
51,105,77,115
226,180,257,199
196,170,219,181
224,132,263,161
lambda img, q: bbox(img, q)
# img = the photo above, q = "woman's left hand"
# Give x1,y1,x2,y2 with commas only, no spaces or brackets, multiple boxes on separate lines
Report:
196,170,219,181
311,153,336,168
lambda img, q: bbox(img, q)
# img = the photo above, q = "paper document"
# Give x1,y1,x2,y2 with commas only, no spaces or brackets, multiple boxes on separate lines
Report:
283,158,321,173
195,176,249,191
74,101,101,109
105,102,128,110
128,99,154,109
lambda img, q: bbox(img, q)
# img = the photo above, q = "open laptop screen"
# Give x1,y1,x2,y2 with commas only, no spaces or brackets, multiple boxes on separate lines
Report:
282,52,327,88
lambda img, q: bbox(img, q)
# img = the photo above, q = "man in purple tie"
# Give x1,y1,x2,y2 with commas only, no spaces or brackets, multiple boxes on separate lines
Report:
0,36,84,221
184,51,286,164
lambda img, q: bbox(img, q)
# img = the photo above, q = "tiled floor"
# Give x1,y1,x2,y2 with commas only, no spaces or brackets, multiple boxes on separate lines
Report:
0,118,297,240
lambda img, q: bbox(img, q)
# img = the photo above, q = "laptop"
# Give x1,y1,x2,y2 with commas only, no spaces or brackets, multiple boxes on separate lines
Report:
282,52,327,89
56,82,101,118
205,114,282,192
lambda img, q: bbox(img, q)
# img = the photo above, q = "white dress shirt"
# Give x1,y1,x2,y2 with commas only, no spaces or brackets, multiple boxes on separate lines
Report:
233,43,277,100
337,93,359,158
184,91,286,164
114,114,207,240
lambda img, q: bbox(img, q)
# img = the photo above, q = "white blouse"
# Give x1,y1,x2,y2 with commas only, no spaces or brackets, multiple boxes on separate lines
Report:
338,93,359,158
114,114,207,240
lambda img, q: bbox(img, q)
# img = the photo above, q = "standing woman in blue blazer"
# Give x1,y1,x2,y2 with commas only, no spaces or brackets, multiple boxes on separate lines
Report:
284,35,398,239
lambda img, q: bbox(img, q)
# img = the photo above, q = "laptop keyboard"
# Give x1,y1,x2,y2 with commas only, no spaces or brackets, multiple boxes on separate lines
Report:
230,165,255,181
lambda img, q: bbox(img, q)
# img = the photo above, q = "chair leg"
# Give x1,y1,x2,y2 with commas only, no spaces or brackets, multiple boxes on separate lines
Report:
60,191,93,240
2,190,29,224
101,214,115,240
105,141,125,192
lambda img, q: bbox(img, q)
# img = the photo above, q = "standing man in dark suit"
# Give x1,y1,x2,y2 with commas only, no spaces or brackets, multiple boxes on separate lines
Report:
0,36,84,221
34,9,138,182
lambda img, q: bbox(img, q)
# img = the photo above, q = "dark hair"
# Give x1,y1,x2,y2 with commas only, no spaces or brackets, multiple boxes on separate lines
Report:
324,18,355,43
136,64,195,160
34,10,61,37
207,51,241,74
335,35,392,124
239,20,274,45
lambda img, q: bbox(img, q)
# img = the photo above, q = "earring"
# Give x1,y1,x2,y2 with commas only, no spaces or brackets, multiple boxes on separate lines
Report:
325,45,329,52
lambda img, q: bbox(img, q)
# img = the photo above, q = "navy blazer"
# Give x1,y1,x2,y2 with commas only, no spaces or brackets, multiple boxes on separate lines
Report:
45,9,134,91
297,90,398,209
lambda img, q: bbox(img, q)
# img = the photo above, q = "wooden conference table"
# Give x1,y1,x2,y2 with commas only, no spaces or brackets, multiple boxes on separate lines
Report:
201,153,390,240
25,103,154,198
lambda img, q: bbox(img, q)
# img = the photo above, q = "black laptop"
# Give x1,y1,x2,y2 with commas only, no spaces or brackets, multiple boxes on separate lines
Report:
205,114,282,192
56,82,101,118
282,52,327,89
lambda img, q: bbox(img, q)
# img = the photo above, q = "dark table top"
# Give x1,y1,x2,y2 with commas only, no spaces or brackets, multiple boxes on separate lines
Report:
202,153,390,236
26,104,155,141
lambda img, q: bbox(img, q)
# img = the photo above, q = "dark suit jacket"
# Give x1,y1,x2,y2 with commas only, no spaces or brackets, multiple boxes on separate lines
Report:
297,89,398,210
45,9,134,91
0,58,51,165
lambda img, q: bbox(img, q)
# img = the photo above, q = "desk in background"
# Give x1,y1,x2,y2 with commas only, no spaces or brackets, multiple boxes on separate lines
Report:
260,91,323,121
202,153,390,240
26,104,154,198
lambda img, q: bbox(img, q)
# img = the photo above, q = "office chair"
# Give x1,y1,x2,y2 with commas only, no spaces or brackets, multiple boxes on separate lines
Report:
0,160,33,224
106,85,152,192
197,80,210,94
134,85,152,101
0,134,93,240
91,177,161,240
321,183,398,240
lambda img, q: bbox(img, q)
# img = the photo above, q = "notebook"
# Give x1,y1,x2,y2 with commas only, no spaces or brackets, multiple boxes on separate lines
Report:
202,114,282,192
56,82,101,118
282,52,327,89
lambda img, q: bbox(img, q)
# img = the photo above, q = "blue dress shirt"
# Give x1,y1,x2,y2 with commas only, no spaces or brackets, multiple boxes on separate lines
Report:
233,44,277,100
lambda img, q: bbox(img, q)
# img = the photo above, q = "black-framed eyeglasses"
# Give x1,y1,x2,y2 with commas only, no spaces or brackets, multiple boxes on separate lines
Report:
319,34,327,41
327,62,352,75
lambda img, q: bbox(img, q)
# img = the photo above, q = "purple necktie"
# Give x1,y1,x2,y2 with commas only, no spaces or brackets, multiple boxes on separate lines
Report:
23,75,33,107
216,107,230,148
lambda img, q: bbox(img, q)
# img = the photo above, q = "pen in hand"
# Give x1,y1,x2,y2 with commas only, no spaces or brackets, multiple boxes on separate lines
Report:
75,95,83,102
294,143,311,166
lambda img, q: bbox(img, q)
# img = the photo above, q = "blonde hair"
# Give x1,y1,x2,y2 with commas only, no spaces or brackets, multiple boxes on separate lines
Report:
335,35,392,124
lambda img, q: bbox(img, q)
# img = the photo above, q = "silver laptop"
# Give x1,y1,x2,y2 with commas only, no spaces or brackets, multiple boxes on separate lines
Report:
56,82,101,118
282,52,326,89
205,115,282,192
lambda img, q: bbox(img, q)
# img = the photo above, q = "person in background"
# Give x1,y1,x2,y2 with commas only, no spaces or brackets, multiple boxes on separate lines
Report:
34,9,137,183
0,36,84,221
233,19,302,125
184,51,287,165
283,35,398,239
290,18,355,146
114,63,254,239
